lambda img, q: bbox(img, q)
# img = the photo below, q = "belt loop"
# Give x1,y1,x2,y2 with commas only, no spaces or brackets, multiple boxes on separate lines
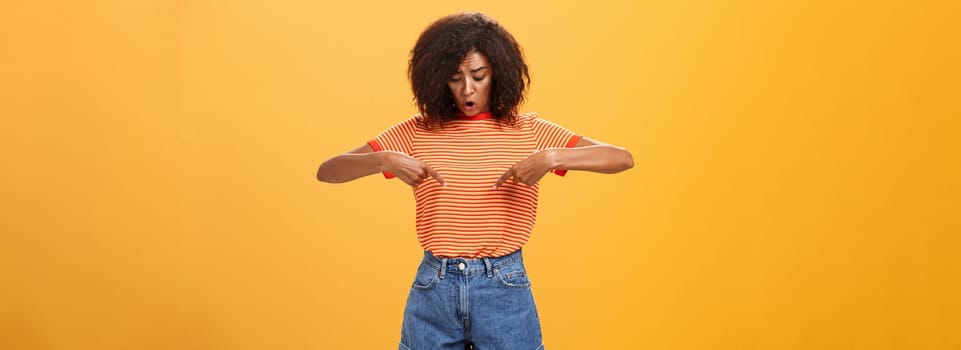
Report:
438,257,448,279
483,257,493,278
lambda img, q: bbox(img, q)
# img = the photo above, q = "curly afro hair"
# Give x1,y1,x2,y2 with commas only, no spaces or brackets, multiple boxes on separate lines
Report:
408,12,530,127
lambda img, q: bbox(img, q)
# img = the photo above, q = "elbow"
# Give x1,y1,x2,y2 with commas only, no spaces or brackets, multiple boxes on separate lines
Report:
594,147,633,174
598,147,633,174
617,148,634,172
316,166,327,182
316,162,334,183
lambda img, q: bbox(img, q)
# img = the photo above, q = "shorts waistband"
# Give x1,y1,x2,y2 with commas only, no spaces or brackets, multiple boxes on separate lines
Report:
421,249,524,279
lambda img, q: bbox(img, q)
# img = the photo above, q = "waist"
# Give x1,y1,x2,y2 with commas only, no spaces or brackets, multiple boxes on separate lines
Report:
421,249,524,276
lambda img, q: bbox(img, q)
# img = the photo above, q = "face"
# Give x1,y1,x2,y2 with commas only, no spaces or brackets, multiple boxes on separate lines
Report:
448,51,492,116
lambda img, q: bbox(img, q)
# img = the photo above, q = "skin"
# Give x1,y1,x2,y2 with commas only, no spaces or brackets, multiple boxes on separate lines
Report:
493,137,633,188
448,51,492,117
316,51,634,187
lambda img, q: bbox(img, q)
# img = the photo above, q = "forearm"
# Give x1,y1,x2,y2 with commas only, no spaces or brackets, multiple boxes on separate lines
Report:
316,152,386,183
547,145,634,174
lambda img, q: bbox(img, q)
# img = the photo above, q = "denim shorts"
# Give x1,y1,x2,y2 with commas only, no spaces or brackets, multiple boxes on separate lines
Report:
399,249,545,350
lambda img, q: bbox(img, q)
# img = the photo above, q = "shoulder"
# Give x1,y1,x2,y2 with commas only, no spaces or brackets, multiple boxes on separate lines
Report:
517,111,563,124
517,111,538,121
516,112,568,132
519,112,565,129
515,111,539,128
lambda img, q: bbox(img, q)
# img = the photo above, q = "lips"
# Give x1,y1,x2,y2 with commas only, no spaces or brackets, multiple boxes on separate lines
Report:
465,101,475,108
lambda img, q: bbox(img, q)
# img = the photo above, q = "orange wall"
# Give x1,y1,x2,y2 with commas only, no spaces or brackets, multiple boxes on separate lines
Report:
1,1,959,349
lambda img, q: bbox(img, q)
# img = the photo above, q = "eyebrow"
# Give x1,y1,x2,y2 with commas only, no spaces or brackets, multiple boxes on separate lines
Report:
453,66,489,75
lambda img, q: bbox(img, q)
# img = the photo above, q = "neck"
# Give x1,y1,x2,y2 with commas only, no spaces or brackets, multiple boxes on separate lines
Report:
456,111,493,120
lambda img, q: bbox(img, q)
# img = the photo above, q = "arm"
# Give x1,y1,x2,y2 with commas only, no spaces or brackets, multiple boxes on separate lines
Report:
315,144,382,183
316,144,445,186
548,136,634,174
495,137,633,188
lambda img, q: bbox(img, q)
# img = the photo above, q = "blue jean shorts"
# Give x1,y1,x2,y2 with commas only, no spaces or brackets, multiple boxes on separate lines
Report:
399,249,545,350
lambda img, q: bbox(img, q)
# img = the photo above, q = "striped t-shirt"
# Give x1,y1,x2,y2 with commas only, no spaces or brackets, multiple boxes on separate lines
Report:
369,112,581,258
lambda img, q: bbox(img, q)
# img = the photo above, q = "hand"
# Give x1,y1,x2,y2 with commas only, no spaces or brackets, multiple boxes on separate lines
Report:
381,151,445,187
494,150,557,189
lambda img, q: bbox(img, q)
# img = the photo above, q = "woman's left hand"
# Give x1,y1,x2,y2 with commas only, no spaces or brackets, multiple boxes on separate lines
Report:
494,150,558,188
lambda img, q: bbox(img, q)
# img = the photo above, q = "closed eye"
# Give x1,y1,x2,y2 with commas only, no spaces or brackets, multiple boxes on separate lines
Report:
472,76,485,82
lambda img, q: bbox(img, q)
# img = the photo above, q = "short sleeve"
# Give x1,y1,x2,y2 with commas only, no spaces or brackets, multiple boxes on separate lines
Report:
368,117,419,179
530,115,582,176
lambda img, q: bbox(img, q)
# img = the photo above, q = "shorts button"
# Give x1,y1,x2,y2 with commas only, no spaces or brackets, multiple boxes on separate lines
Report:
458,262,466,270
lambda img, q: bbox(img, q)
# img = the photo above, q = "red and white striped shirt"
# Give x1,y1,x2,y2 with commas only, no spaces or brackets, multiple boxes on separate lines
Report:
369,112,581,258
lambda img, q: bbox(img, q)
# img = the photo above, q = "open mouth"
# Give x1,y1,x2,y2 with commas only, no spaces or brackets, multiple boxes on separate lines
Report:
465,101,475,108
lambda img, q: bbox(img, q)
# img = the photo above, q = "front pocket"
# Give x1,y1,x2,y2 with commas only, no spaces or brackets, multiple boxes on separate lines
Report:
411,263,439,291
494,266,532,288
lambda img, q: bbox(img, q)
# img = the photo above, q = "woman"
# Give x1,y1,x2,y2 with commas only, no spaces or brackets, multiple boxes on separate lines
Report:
316,12,633,350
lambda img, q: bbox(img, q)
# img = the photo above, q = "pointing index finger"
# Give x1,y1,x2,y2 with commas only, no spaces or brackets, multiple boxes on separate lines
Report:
494,169,513,189
425,165,445,187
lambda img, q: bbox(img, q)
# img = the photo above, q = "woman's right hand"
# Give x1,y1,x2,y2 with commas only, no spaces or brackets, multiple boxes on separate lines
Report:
380,151,446,187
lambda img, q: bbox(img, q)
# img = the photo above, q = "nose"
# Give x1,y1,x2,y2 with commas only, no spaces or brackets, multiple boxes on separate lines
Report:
462,80,475,96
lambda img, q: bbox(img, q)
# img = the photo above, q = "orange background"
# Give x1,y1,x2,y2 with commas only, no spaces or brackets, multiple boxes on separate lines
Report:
2,0,959,349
